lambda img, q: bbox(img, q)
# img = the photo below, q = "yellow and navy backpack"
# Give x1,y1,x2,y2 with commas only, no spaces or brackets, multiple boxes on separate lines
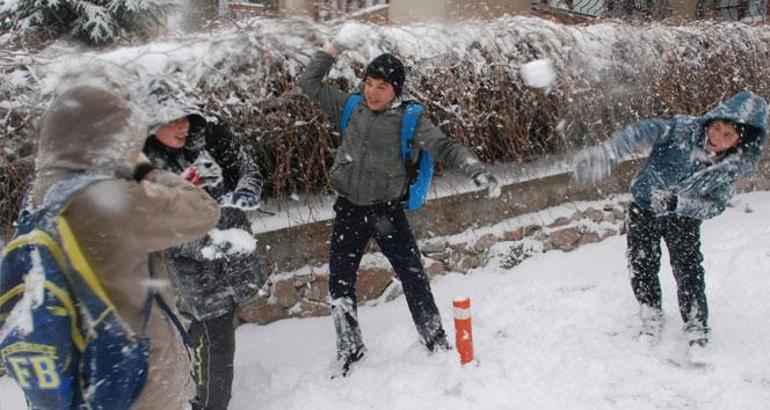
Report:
0,174,186,409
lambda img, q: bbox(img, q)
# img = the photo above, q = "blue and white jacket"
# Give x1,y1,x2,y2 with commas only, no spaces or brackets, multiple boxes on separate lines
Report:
612,90,768,220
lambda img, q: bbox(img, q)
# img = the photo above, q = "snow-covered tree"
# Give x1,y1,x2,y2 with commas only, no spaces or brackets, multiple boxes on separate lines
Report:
0,0,179,47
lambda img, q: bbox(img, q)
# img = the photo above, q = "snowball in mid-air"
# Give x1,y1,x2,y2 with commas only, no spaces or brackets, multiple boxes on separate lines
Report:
520,59,556,89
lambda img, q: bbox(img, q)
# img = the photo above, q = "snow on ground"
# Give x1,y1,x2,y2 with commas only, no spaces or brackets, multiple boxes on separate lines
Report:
4,191,770,409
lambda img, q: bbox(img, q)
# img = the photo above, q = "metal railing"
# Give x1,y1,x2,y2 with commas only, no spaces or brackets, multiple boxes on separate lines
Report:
697,0,768,20
533,0,767,20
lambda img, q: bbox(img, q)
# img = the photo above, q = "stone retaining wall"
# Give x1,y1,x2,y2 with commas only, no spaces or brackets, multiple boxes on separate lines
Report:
239,196,632,324
241,147,770,325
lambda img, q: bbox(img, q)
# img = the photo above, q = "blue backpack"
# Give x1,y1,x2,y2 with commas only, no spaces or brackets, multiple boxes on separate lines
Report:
340,93,434,211
0,174,188,410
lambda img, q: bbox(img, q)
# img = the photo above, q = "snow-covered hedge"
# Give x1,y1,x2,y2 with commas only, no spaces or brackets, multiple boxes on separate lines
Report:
1,16,769,236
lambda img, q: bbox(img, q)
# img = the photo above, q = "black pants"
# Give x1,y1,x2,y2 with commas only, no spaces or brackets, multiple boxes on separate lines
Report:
627,202,708,329
189,309,236,410
329,197,444,343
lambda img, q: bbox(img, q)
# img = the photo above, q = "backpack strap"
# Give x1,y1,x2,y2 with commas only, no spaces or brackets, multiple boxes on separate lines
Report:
37,174,111,226
340,93,364,137
147,260,193,347
400,101,424,163
154,293,193,347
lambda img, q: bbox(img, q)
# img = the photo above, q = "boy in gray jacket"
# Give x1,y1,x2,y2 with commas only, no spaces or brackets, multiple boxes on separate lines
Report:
300,23,500,377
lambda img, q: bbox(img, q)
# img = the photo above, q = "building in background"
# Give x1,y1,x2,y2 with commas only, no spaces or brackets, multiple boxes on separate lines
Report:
214,0,767,22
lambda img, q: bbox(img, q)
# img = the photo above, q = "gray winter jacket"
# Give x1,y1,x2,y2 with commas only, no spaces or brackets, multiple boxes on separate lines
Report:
300,50,485,206
143,117,265,321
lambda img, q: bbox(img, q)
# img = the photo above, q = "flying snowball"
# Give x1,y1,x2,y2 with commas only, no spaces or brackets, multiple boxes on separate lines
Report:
520,59,556,89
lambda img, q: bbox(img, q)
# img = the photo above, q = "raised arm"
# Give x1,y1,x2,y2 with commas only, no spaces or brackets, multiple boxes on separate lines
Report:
208,121,263,198
299,49,346,130
574,118,675,183
611,119,675,157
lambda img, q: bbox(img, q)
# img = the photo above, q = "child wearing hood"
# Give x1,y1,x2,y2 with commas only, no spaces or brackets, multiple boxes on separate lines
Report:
574,90,768,363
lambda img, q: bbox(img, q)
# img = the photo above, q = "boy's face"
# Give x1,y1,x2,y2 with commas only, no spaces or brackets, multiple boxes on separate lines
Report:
363,76,396,112
155,117,190,149
705,120,740,154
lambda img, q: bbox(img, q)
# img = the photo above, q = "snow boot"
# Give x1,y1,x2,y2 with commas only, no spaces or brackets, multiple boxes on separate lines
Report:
684,321,710,365
637,304,664,345
330,297,365,378
422,327,451,353
330,345,367,379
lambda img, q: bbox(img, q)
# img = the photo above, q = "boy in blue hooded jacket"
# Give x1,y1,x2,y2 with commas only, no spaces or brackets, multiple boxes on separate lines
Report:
574,90,768,359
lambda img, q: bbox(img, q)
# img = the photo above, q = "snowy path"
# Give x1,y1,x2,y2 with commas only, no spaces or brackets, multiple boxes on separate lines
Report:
4,192,770,409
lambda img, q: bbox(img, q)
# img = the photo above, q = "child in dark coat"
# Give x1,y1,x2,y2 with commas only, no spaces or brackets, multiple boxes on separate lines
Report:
575,90,768,362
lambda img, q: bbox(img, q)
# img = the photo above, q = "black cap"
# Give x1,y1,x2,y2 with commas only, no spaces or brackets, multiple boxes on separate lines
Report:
364,53,405,96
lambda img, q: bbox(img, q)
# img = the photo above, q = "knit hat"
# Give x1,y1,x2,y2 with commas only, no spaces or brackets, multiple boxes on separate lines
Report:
364,53,405,96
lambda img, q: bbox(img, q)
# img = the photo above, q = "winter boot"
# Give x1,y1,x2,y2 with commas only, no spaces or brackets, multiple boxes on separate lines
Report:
330,345,367,379
330,297,365,378
637,304,664,345
422,327,451,353
684,321,710,364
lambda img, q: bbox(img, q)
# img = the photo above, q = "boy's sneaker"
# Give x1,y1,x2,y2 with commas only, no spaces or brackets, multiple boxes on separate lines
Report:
637,305,664,345
329,345,366,379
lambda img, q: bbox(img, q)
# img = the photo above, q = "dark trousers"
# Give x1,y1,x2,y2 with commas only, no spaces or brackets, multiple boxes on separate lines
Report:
329,197,444,343
627,202,708,329
189,309,236,410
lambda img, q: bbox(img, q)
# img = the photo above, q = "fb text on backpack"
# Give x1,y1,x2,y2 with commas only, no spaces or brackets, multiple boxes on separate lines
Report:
0,175,163,409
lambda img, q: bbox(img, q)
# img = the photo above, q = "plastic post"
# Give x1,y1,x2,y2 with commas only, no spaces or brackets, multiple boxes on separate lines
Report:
453,297,474,365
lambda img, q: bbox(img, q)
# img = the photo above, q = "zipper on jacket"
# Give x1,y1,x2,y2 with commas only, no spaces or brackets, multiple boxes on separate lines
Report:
356,109,375,204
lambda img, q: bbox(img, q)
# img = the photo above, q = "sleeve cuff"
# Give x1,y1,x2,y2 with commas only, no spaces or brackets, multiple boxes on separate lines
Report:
133,164,155,182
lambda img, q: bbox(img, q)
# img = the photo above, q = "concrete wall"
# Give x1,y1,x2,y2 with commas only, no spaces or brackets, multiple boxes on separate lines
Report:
390,0,533,23
256,159,640,273
257,141,770,274
389,0,451,22
449,0,531,18
278,0,314,16
244,145,770,325
667,0,700,18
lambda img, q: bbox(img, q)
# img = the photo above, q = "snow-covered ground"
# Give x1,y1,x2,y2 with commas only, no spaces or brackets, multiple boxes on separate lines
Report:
4,191,770,409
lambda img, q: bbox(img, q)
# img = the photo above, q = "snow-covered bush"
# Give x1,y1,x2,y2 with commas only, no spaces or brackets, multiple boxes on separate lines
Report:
1,17,769,238
0,0,179,47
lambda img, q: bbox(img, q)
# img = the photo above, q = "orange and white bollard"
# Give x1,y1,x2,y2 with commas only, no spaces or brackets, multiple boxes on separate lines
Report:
453,297,474,365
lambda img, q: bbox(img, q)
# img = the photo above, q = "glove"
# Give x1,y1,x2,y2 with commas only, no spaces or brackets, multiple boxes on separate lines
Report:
650,189,678,214
221,190,261,211
332,21,368,51
133,153,155,182
133,164,155,182
181,166,204,186
183,153,223,188
472,171,501,199
572,141,620,184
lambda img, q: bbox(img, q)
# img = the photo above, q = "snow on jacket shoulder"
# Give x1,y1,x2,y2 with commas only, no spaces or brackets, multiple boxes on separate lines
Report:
618,90,768,220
